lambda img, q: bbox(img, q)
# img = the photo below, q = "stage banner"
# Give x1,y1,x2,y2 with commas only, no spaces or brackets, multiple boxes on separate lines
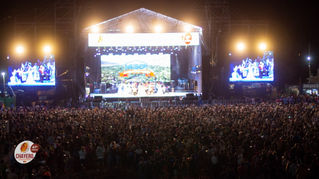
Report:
88,32,200,47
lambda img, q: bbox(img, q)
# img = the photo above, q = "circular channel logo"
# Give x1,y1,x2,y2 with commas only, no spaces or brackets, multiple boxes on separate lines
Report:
14,140,39,164
183,32,192,45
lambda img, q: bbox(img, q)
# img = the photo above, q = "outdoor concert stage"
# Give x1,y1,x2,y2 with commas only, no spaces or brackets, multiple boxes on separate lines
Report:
82,8,202,101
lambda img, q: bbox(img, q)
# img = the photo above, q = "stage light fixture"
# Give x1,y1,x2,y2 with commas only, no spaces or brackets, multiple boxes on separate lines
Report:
91,25,99,33
15,45,25,55
184,24,192,32
125,25,134,33
258,42,267,51
236,42,246,52
154,25,163,33
43,45,52,54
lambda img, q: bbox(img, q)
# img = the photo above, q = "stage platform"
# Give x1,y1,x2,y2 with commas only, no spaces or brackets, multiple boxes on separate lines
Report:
89,91,196,102
90,91,192,98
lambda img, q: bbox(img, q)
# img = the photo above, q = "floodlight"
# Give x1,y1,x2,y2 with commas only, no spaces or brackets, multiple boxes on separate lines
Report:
15,45,25,55
91,25,99,33
43,45,52,54
125,25,134,33
258,42,267,51
154,25,163,33
184,24,192,32
236,42,246,52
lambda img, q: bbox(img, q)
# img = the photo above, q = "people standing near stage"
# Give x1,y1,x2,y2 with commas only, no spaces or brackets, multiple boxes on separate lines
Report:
1,102,319,178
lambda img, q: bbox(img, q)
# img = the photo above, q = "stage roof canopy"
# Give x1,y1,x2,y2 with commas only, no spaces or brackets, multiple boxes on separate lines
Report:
84,8,202,33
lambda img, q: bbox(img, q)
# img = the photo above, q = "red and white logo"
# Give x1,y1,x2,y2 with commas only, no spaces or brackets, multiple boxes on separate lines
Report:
183,32,192,45
14,140,39,164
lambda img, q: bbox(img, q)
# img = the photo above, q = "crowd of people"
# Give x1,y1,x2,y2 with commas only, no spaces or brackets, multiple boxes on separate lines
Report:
1,101,319,178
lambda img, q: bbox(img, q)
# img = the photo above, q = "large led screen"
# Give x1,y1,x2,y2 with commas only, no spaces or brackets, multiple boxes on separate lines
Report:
101,53,170,95
229,51,274,82
8,56,56,86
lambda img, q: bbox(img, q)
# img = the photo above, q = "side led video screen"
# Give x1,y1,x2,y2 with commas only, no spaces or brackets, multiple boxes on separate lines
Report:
229,51,274,82
8,56,56,86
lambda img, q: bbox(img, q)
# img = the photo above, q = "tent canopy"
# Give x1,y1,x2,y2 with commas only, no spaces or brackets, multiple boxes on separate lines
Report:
84,8,202,33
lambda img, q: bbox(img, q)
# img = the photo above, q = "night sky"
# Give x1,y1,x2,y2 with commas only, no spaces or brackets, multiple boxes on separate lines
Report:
1,0,318,85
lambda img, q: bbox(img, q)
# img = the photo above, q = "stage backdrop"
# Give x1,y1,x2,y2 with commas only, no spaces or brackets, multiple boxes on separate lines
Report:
82,8,203,97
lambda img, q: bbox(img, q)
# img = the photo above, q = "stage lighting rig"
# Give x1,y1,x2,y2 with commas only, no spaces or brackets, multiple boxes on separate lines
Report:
91,25,99,33
154,24,163,33
43,45,52,54
184,24,192,32
125,25,134,33
236,42,246,52
258,42,267,51
15,45,25,55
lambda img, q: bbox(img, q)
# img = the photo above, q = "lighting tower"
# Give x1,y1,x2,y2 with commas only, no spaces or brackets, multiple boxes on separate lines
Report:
307,56,312,79
204,0,231,67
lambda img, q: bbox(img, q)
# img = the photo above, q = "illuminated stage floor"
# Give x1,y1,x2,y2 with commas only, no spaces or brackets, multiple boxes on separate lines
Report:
90,91,192,99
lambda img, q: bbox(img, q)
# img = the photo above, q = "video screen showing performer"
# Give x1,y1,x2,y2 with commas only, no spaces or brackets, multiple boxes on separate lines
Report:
100,53,170,96
229,51,274,82
8,56,56,86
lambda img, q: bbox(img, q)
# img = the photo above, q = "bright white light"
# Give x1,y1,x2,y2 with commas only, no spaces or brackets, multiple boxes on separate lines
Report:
184,24,192,32
307,56,311,61
43,45,52,54
15,45,25,55
1,72,5,76
91,25,99,33
258,42,267,51
154,25,163,33
236,42,246,52
125,25,134,33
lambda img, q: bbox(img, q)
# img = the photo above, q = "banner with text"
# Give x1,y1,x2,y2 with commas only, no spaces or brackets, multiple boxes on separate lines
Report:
88,32,200,47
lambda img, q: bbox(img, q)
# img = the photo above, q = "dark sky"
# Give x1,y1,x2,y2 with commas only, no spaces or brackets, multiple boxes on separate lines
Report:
1,0,318,85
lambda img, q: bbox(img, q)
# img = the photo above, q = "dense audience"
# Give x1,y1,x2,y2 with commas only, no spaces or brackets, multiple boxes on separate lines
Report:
1,102,319,178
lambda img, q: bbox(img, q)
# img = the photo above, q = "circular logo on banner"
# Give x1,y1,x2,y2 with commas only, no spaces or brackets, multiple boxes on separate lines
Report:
14,140,39,164
183,32,192,45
